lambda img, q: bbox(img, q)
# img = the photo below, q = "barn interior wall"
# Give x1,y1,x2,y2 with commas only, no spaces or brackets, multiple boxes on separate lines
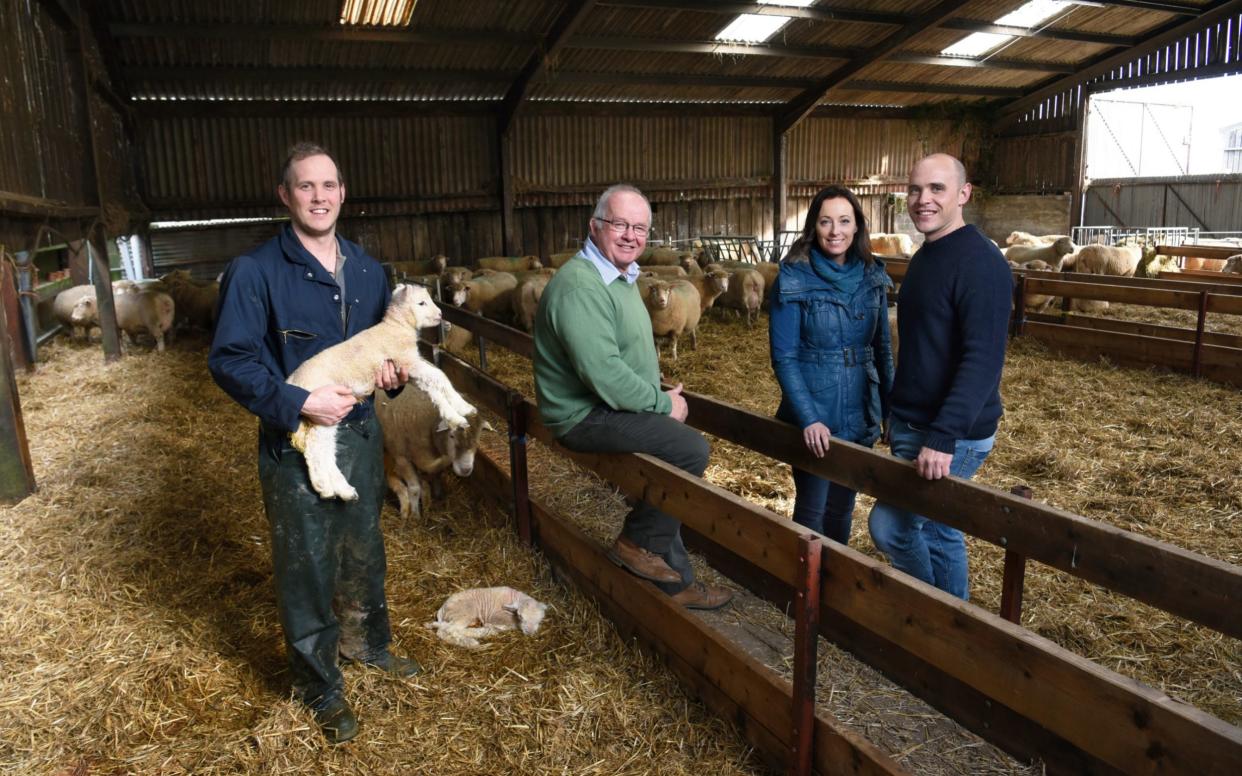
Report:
136,113,959,266
989,132,1077,194
964,194,1072,244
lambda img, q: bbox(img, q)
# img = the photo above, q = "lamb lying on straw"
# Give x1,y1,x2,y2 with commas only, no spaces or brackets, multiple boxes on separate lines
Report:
286,283,475,501
426,587,549,650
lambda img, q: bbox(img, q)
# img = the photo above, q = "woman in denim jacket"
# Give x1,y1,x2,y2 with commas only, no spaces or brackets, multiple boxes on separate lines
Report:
769,185,894,544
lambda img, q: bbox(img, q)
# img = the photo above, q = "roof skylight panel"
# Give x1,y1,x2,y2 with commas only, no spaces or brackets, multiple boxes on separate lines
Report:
715,0,816,44
941,0,1079,58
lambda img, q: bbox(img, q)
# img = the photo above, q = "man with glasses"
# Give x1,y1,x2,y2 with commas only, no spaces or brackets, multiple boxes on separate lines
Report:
533,184,732,610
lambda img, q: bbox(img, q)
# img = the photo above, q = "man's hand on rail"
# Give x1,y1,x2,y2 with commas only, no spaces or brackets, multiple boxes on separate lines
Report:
665,383,688,423
915,446,953,480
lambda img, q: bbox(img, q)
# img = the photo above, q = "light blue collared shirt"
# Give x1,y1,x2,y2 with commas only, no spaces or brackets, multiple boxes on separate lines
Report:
581,237,641,286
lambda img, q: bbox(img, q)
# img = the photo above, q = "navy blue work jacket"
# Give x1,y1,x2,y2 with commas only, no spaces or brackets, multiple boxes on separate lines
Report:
208,224,392,433
768,251,894,446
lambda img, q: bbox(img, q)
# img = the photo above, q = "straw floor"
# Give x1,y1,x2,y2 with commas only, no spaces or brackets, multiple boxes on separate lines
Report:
0,336,760,775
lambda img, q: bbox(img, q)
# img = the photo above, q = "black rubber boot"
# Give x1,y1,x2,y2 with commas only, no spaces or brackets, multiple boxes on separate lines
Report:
258,415,394,707
312,695,359,745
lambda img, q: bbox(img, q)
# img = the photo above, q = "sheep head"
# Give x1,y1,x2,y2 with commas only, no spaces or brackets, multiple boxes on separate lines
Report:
645,282,671,311
434,408,483,477
70,295,97,326
705,269,730,294
504,594,549,635
387,283,442,329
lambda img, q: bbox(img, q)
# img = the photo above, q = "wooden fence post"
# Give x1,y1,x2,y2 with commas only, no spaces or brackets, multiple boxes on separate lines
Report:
1000,485,1032,624
1191,290,1208,378
1011,273,1027,337
790,533,822,776
507,391,533,546
0,277,36,502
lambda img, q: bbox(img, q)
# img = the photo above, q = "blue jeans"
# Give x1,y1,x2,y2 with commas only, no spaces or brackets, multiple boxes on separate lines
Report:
867,417,994,600
791,468,858,545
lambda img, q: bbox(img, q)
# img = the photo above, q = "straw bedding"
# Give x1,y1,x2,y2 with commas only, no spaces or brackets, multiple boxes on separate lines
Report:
3,300,1238,774
0,336,759,775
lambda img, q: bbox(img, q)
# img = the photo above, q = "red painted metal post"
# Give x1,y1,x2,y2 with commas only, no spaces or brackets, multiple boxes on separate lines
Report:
506,392,533,546
790,534,822,776
1000,485,1032,624
1191,290,1208,378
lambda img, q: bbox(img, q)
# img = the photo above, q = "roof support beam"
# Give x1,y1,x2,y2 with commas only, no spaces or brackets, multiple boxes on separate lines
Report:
109,22,536,46
1000,0,1242,119
886,53,1075,73
776,0,973,134
599,0,906,25
939,19,1137,45
499,0,598,136
1086,0,1203,13
568,35,859,59
841,80,1022,97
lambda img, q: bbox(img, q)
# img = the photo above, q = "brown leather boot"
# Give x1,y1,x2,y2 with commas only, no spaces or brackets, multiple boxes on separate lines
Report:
671,582,734,610
607,536,682,583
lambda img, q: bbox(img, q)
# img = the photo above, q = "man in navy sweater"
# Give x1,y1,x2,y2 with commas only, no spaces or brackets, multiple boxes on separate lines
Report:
867,153,1013,600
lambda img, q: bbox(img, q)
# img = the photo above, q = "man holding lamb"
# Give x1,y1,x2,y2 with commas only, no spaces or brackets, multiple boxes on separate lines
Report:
209,142,420,745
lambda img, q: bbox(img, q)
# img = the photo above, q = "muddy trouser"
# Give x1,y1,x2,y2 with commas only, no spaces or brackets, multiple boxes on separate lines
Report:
258,414,391,709
557,406,710,595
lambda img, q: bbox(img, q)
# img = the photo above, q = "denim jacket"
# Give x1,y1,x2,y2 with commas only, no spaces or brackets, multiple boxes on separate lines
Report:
769,248,894,446
208,224,392,434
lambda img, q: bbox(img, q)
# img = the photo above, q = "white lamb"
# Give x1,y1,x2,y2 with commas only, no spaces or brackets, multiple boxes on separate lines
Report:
425,586,549,650
286,283,475,501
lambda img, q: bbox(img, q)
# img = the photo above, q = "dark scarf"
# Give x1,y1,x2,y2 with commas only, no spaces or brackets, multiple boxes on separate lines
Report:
809,245,864,298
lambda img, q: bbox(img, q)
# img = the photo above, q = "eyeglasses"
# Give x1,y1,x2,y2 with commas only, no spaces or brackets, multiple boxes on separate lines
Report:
594,217,650,238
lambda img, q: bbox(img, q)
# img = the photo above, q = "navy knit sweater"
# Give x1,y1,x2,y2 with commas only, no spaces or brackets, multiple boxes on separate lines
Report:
889,224,1013,453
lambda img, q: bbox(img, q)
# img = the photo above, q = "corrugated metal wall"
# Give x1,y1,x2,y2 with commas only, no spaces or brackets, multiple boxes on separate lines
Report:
0,0,91,206
140,115,497,216
510,115,771,196
1082,174,1242,231
787,117,961,185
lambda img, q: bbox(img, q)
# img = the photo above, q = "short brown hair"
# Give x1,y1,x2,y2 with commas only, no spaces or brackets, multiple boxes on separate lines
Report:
279,142,343,189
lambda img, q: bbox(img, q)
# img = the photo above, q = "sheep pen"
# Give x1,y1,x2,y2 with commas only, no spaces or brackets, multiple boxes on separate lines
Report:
472,309,1242,741
3,309,1238,774
0,337,759,775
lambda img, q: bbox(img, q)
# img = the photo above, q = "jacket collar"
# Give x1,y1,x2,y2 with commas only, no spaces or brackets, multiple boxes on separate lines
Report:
778,246,888,297
279,223,356,283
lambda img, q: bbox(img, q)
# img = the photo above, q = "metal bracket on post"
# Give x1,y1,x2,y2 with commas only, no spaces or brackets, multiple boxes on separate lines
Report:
506,392,533,546
1000,485,1032,624
1192,290,1208,379
790,533,822,776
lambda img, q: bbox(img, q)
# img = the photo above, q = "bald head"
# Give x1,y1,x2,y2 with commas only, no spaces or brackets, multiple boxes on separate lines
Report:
913,153,966,187
907,153,971,242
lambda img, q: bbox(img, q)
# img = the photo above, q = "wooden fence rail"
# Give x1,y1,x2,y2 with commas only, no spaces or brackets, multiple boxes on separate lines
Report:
425,305,1242,775
429,342,1242,774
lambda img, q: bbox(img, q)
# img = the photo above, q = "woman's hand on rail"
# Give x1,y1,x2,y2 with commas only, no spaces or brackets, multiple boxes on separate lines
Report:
802,422,832,458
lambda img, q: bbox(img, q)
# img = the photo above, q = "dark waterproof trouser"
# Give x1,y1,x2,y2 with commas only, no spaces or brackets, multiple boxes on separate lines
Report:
557,406,710,595
258,414,391,708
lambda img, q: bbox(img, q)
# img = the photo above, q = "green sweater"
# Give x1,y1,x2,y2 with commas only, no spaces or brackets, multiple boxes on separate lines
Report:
533,255,671,437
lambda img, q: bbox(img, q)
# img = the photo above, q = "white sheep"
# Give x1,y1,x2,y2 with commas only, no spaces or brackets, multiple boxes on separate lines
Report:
286,284,474,501
377,382,489,519
476,255,542,272
425,586,549,650
642,279,701,360
1004,237,1076,269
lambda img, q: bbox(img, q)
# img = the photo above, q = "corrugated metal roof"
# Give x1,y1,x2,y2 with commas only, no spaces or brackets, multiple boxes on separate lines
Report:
95,0,1215,109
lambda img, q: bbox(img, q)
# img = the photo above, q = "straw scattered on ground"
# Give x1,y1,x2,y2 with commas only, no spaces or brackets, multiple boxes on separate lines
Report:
0,336,761,775
481,305,1242,733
